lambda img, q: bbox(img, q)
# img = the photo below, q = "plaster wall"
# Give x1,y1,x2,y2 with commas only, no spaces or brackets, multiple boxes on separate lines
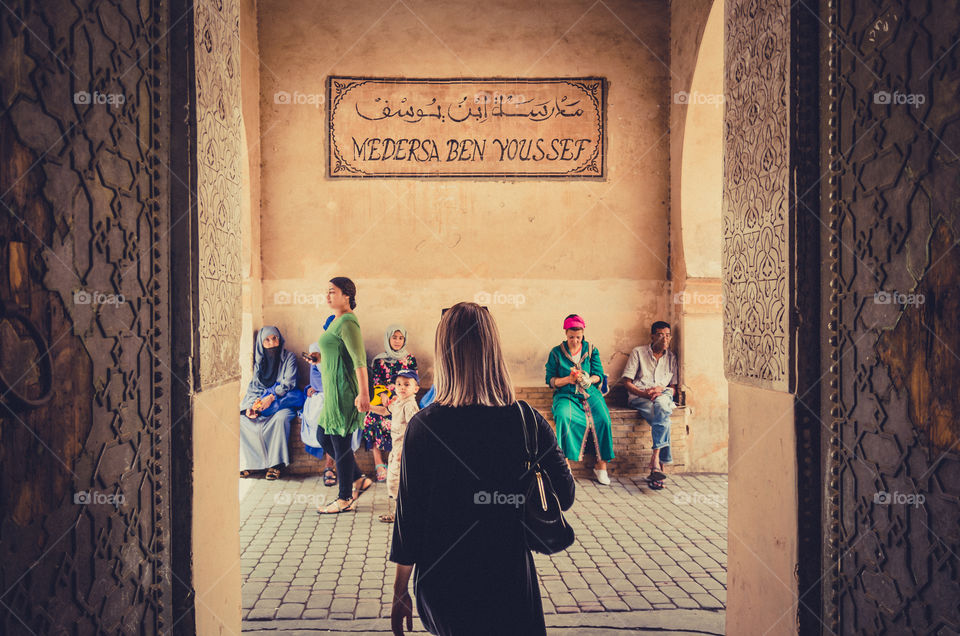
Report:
257,0,672,384
193,382,243,636
669,0,727,471
241,0,264,389
727,381,798,635
191,2,258,633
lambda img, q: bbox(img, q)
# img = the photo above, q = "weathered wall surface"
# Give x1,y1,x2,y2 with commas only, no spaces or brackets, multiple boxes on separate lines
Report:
240,0,265,390
727,384,797,635
189,0,259,632
193,383,243,636
257,0,671,384
723,0,799,631
670,0,728,472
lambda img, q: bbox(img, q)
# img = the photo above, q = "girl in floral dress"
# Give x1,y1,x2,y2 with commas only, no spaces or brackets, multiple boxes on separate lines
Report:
362,324,417,481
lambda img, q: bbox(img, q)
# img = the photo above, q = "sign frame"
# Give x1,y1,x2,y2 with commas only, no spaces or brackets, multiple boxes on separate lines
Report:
326,76,607,179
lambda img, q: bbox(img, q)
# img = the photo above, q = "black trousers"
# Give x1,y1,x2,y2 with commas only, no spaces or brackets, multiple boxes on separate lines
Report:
319,431,362,501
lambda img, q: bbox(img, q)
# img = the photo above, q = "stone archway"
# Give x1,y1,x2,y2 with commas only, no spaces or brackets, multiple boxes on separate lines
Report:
671,0,728,474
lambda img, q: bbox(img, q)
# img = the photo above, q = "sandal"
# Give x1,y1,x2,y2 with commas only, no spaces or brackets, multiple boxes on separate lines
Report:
265,467,281,481
317,498,355,514
352,475,374,500
375,463,388,482
646,476,665,490
378,513,395,523
649,469,667,482
322,467,337,487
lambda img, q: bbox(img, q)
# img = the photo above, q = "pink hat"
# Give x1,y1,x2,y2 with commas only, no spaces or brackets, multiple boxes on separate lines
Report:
563,315,586,330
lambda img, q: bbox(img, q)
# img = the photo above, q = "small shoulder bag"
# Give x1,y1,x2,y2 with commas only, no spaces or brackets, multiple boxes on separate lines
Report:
517,400,575,554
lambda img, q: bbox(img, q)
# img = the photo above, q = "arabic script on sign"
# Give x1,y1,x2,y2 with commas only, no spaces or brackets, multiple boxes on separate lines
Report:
327,78,605,178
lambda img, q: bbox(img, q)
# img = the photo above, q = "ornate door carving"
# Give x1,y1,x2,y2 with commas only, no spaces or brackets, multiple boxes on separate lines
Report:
0,1,173,632
821,1,960,632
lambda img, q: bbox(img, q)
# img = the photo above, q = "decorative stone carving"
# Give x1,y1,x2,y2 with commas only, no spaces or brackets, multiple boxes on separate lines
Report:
722,0,791,390
194,0,243,389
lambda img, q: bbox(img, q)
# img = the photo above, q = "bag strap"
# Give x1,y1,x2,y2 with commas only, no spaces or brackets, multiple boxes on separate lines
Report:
517,400,538,470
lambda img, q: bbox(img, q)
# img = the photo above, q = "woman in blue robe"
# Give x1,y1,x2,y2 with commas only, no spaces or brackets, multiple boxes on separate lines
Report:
239,326,304,480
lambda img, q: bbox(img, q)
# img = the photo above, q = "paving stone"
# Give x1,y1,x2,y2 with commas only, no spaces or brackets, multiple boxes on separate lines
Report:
259,587,287,600
640,590,670,604
283,589,310,603
621,595,653,610
302,609,329,619
275,603,304,619
693,593,724,609
329,598,357,613
306,594,333,609
607,577,638,593
245,608,275,620
563,573,589,589
241,473,728,623
355,600,381,618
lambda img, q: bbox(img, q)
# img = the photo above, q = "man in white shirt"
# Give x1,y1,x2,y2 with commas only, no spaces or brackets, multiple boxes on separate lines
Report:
622,321,678,488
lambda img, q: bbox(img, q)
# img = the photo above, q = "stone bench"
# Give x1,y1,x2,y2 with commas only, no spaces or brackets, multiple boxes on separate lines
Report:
284,385,688,478
515,385,689,478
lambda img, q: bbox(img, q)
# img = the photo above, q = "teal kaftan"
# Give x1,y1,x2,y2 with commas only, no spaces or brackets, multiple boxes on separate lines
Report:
545,340,615,462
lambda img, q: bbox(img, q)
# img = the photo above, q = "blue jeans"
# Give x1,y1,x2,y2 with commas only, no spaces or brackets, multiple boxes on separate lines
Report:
628,389,675,464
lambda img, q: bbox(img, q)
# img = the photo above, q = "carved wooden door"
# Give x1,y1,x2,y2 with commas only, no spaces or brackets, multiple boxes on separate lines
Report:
0,1,174,632
821,1,960,632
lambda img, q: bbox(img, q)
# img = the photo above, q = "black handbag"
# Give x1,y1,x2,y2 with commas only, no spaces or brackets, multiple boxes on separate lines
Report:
517,400,575,554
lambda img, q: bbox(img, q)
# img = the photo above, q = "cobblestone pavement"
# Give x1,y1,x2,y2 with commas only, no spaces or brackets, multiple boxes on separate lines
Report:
240,473,726,633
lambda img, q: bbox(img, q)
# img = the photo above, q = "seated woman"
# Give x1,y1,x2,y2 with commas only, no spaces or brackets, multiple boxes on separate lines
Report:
239,326,304,480
361,324,417,482
300,342,336,484
545,314,616,485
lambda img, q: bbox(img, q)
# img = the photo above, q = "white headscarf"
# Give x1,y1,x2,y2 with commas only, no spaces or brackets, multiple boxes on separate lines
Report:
372,324,408,362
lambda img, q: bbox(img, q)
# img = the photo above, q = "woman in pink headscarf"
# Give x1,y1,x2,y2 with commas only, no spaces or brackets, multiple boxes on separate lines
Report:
545,314,616,485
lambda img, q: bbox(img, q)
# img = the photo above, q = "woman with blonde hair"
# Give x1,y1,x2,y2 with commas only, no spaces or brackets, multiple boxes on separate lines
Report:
390,302,575,636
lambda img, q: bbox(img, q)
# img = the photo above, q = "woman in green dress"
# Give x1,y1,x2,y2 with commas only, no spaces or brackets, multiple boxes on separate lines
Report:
545,314,615,485
316,277,374,513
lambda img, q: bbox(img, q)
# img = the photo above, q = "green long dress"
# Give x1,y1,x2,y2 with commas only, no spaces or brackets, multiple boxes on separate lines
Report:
316,312,367,436
545,340,615,462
